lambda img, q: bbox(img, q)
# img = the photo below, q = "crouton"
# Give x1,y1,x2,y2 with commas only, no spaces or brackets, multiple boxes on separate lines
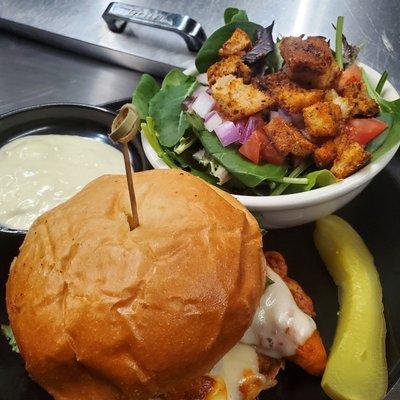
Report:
211,75,274,120
207,55,251,86
340,82,379,117
303,101,342,137
313,140,337,168
280,36,340,89
258,72,324,113
331,142,371,178
218,28,252,57
325,89,354,118
264,117,315,157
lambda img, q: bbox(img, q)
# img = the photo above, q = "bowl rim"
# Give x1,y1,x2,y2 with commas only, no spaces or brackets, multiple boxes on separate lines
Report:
141,63,400,210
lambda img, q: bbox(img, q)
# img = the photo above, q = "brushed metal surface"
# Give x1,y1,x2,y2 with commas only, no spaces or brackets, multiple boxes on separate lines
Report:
0,0,399,88
0,30,140,114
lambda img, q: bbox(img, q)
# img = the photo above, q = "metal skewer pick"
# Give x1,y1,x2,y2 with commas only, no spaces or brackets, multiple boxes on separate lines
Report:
109,103,140,230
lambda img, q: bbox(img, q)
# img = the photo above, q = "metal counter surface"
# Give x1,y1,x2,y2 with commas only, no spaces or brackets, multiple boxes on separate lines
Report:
0,0,399,115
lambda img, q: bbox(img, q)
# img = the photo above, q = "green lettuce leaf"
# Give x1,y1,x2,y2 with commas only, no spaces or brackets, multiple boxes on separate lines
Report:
132,74,160,121
149,69,198,147
1,324,19,353
141,117,178,168
362,70,400,159
224,8,249,24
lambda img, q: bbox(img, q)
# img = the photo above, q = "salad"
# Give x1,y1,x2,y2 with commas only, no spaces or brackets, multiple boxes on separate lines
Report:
133,8,400,196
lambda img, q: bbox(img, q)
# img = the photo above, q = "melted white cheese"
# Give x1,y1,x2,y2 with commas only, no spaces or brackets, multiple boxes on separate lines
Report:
242,268,316,358
209,343,264,400
0,135,125,230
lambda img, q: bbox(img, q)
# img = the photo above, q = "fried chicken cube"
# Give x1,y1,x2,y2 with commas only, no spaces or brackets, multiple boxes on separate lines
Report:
264,251,316,317
313,140,337,168
259,72,324,113
207,55,251,85
340,81,379,117
303,101,342,137
280,36,340,89
211,75,274,120
264,117,315,158
331,141,371,178
219,28,252,57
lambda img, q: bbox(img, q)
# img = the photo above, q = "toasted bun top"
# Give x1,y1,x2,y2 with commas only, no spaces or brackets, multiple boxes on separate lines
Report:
6,169,265,400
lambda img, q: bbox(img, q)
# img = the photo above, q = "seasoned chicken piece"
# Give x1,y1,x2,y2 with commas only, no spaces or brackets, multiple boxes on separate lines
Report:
258,72,324,113
331,141,371,178
280,36,340,89
161,376,214,400
218,28,252,57
325,89,354,118
340,81,379,117
207,55,251,86
161,354,284,400
264,251,316,317
313,139,337,168
303,101,342,137
264,117,315,158
211,75,274,120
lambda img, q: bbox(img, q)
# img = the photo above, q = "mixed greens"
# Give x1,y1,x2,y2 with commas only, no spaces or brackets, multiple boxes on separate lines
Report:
133,8,400,196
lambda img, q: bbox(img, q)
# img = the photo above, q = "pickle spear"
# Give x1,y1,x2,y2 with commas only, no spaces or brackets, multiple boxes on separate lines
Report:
314,215,387,400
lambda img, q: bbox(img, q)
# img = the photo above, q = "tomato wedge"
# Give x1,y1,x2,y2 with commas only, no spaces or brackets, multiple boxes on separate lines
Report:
239,130,263,164
347,118,388,145
338,64,362,90
239,129,285,165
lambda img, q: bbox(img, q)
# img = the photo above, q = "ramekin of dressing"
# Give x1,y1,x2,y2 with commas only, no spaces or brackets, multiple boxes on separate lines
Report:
0,134,125,231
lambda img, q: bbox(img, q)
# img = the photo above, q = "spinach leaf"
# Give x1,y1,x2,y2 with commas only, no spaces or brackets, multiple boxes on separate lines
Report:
141,117,178,168
1,324,19,353
197,130,288,187
161,69,188,89
370,113,400,161
224,8,249,24
195,21,261,73
361,70,400,159
132,74,160,120
149,70,198,147
299,170,338,191
271,162,309,195
285,170,338,193
265,37,284,73
366,113,393,154
362,69,400,114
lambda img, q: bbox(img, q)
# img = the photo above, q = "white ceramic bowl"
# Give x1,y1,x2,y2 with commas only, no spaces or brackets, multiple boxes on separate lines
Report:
142,64,400,228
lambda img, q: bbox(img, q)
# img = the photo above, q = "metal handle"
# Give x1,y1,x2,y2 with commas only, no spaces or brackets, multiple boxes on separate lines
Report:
102,2,206,52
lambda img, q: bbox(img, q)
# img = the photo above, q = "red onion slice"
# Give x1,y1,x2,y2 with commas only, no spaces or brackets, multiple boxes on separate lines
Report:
204,111,223,132
214,121,240,146
196,73,208,85
192,92,216,118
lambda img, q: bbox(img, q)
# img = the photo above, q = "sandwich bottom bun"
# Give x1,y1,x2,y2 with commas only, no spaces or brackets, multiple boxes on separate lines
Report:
6,169,265,400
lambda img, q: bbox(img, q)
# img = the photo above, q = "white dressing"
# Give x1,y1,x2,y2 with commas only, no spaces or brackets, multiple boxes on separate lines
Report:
242,267,316,358
0,135,125,230
209,343,264,400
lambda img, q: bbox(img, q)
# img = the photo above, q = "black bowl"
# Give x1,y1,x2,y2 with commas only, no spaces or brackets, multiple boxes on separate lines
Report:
0,103,148,236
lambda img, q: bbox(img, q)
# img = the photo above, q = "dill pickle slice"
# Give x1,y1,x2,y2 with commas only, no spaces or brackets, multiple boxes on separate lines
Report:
314,215,387,400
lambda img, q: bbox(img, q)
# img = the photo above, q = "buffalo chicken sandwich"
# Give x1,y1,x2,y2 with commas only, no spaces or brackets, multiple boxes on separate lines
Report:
6,169,326,400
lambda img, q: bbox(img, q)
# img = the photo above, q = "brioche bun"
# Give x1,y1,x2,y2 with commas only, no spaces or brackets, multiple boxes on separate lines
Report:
6,170,265,400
